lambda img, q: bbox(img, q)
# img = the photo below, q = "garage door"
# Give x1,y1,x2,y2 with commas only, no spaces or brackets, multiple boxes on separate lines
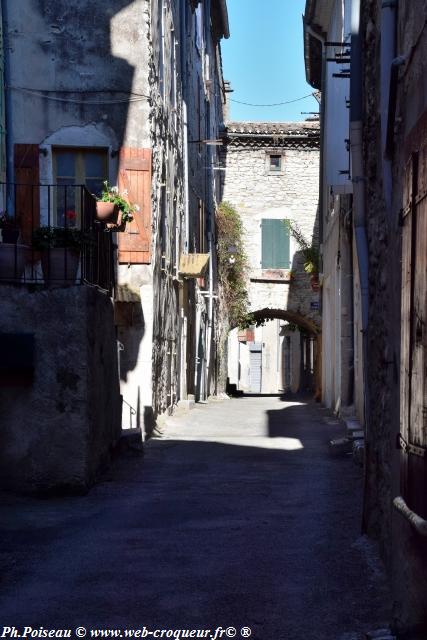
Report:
249,343,262,393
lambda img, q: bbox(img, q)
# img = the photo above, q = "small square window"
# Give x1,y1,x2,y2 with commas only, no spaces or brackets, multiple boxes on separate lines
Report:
269,155,282,172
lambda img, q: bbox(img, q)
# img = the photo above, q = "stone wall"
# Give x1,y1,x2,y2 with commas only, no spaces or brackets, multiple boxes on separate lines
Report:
221,128,321,331
0,285,121,494
149,0,184,417
362,0,427,632
221,125,320,394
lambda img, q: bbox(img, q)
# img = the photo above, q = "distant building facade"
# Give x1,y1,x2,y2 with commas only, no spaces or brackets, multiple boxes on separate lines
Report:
221,122,321,395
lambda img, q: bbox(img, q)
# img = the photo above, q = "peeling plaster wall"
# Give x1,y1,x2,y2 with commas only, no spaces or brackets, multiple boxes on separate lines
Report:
7,0,150,150
6,0,153,436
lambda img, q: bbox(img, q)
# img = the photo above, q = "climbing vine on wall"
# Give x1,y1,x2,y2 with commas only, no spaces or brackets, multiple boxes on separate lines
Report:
216,201,251,328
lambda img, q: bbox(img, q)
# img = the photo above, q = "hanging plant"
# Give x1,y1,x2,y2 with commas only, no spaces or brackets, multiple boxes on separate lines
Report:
216,202,251,328
287,220,320,275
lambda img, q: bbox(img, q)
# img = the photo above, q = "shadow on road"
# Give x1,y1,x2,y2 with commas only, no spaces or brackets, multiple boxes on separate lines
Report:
0,398,391,638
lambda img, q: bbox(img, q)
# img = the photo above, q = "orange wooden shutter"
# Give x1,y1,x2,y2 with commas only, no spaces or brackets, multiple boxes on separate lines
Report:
14,144,40,245
117,148,152,264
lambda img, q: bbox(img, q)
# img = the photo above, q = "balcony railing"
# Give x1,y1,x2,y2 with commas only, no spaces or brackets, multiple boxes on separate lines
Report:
0,183,115,295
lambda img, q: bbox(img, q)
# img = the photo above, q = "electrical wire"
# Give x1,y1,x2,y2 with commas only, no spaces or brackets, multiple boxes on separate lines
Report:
230,93,316,107
8,86,151,105
9,86,317,109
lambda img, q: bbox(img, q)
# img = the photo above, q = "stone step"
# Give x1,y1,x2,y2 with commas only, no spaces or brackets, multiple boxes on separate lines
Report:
115,428,144,456
329,436,352,456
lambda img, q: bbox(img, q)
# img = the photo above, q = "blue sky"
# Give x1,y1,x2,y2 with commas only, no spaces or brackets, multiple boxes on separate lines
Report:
221,0,318,122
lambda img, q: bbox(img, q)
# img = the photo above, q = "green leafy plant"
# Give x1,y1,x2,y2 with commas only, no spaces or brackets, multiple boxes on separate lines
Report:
97,181,139,223
287,221,320,274
216,202,250,329
32,226,83,251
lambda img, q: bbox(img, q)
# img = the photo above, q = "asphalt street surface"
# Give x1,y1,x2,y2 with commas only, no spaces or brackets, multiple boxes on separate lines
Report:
0,396,391,639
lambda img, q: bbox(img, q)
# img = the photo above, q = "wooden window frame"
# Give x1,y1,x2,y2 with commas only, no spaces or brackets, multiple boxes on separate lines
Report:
52,146,108,226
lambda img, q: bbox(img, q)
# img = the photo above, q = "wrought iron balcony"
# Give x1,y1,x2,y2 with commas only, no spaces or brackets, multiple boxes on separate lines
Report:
0,183,115,294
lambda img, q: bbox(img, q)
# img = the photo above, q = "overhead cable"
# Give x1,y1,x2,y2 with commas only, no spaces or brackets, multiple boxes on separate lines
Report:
230,93,317,107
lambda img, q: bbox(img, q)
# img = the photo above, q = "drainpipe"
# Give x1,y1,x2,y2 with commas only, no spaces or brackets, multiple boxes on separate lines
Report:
205,230,213,395
350,0,371,532
180,0,190,253
380,0,397,211
304,21,326,399
1,0,14,210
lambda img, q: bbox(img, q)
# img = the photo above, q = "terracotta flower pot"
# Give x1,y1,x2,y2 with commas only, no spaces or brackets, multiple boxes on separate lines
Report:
0,243,29,281
310,273,320,291
41,248,80,286
96,201,119,222
105,210,126,231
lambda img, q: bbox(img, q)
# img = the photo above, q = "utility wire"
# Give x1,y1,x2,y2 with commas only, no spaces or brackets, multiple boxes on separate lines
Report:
8,86,150,105
230,92,316,107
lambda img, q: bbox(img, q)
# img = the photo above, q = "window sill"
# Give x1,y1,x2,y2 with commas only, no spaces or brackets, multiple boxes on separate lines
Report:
250,269,292,283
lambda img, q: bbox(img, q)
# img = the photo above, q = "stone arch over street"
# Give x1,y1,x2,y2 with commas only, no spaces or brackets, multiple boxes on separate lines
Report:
228,303,322,398
250,307,320,336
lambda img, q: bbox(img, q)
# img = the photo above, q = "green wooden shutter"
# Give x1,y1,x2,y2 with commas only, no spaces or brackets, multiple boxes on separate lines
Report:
261,219,290,268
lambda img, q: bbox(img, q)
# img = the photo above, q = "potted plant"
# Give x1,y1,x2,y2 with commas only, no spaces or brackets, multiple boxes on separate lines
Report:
0,213,21,243
301,246,319,284
0,213,30,281
33,226,83,285
96,181,139,230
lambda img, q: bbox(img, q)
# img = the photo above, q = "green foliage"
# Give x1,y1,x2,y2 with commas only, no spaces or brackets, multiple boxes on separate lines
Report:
98,181,138,223
216,202,250,328
287,220,319,274
32,226,84,251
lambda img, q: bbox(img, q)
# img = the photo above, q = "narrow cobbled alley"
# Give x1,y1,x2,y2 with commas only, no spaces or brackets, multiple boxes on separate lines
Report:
1,397,390,639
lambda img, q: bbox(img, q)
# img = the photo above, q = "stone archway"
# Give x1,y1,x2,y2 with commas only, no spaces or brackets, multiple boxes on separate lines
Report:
228,307,322,397
251,308,320,336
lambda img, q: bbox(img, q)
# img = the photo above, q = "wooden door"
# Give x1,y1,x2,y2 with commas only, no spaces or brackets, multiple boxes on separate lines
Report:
400,149,427,517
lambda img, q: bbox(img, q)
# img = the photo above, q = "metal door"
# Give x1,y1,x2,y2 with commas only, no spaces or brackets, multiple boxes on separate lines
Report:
249,343,262,393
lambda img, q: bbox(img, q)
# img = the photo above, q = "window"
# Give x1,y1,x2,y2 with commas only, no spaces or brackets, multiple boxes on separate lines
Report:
269,155,282,172
261,219,290,269
53,147,108,225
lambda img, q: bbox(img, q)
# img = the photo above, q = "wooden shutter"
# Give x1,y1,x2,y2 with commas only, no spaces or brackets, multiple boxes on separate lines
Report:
400,149,427,517
261,219,290,269
117,148,152,264
14,144,40,245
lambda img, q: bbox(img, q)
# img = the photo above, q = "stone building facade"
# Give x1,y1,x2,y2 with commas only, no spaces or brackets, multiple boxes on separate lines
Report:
304,0,364,424
221,122,321,394
0,0,228,491
304,0,427,634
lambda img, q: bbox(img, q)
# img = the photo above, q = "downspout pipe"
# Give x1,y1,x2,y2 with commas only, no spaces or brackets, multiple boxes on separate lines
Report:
180,0,190,253
350,0,370,531
303,19,325,400
303,21,325,261
380,0,397,210
1,0,14,209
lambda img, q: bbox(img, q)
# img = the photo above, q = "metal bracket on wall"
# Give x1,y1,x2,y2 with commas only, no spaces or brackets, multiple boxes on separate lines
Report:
397,433,427,458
